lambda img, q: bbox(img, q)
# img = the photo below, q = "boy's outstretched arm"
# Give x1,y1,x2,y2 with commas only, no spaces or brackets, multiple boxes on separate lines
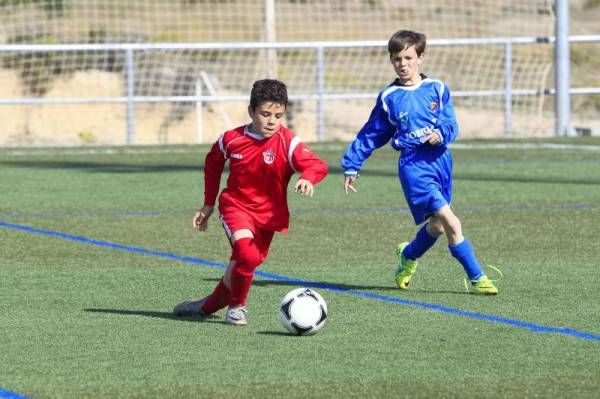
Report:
341,93,394,194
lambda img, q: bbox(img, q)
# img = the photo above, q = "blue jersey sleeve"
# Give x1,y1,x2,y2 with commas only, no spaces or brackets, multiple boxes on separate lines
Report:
341,94,395,175
435,84,458,145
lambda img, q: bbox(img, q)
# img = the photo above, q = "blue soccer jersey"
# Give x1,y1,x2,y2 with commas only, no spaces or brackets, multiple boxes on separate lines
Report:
341,76,459,224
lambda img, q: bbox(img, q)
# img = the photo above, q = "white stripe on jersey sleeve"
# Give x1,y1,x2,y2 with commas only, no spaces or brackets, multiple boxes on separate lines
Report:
288,136,302,171
217,134,226,157
380,86,401,126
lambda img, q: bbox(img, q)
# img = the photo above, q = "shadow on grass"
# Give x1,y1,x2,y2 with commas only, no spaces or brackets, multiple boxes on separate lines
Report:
203,277,467,295
256,331,295,336
83,308,224,323
5,159,598,185
202,277,396,292
83,281,472,323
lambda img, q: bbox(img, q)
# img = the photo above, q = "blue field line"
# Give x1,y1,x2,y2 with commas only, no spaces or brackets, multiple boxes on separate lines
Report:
0,388,29,399
0,220,224,269
2,219,600,343
253,270,600,341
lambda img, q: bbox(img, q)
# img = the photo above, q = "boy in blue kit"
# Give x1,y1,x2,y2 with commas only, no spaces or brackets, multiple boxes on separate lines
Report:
341,30,497,294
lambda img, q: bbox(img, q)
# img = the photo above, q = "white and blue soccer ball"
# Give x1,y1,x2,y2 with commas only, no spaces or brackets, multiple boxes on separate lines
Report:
279,287,328,336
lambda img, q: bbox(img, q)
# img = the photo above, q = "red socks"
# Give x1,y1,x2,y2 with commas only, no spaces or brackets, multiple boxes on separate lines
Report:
201,278,230,315
201,232,274,314
228,237,263,307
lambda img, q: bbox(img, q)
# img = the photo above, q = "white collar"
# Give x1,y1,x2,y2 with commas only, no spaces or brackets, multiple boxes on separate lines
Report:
244,124,267,140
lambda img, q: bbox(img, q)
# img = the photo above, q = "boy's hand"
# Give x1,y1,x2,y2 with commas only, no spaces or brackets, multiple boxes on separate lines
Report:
422,130,442,146
193,206,214,231
344,175,358,194
294,179,315,196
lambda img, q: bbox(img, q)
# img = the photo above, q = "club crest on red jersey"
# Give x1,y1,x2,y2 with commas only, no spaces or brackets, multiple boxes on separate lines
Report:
263,149,276,164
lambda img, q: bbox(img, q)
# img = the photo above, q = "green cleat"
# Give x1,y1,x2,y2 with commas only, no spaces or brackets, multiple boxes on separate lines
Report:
470,275,498,295
394,242,418,289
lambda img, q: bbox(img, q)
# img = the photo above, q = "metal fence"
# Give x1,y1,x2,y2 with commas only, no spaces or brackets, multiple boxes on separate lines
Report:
1,35,599,144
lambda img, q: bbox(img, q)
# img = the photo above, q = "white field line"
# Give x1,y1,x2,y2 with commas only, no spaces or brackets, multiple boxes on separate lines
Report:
0,147,202,157
303,142,600,152
1,142,600,157
450,142,600,151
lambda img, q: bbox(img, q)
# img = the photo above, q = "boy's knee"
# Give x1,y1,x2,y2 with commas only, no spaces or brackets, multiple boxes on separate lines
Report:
427,219,445,236
440,215,463,244
233,238,263,271
435,209,461,232
449,216,462,233
242,249,262,269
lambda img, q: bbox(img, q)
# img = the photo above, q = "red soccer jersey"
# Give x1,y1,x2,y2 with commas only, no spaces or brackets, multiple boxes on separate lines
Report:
203,124,328,232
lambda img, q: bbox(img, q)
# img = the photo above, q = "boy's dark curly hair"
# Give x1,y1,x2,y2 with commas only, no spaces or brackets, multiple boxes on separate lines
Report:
249,79,288,110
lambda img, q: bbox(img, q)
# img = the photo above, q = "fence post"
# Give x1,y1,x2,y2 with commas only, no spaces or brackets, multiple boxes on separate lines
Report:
504,41,513,138
125,48,135,144
264,0,277,78
195,78,203,144
555,0,573,136
316,46,325,142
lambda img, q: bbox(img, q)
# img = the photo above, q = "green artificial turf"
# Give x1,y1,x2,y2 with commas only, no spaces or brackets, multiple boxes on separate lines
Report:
1,138,599,398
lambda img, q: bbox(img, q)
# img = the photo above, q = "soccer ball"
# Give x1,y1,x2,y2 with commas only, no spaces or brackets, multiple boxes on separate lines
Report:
279,287,328,336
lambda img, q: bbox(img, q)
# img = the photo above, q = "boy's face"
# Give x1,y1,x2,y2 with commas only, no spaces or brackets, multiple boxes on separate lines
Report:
248,101,286,138
390,45,424,85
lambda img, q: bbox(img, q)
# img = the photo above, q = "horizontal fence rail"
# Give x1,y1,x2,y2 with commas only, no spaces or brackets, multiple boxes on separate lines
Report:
1,36,599,142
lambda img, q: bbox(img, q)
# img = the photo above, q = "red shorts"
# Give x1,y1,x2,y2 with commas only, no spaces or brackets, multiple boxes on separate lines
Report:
219,208,274,259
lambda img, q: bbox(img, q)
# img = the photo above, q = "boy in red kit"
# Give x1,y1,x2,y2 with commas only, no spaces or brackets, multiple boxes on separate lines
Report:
173,79,328,326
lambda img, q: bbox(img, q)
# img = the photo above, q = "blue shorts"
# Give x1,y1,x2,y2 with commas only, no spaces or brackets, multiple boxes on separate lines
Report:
398,147,453,225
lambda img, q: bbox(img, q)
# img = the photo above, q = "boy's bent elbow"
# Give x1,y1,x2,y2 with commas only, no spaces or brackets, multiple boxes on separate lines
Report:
301,161,328,185
437,123,458,144
316,160,329,182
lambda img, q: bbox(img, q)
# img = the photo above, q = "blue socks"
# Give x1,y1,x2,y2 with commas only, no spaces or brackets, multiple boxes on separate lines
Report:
449,239,484,281
403,223,439,260
403,227,484,281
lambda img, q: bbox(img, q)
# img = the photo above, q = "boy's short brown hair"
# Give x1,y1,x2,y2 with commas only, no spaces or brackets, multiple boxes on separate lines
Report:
250,79,288,110
388,30,427,56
